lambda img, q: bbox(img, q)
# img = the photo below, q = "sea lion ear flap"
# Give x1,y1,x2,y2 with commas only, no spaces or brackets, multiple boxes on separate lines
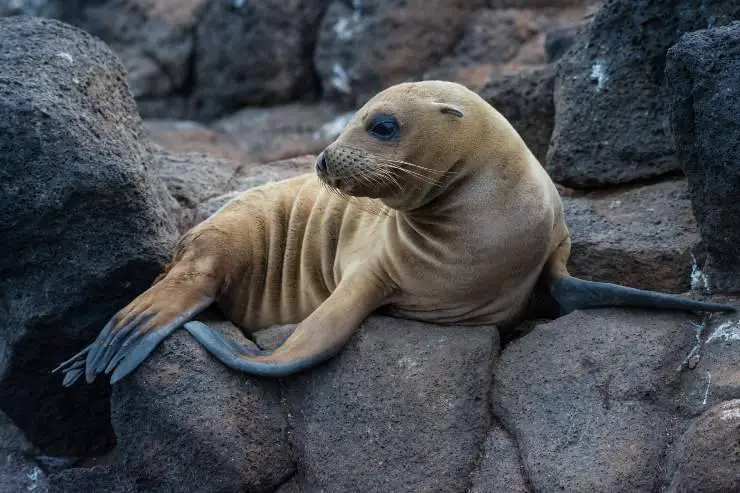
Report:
435,103,464,118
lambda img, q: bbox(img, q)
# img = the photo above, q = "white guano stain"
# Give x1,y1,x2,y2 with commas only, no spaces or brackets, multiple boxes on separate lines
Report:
702,371,711,406
719,401,740,421
590,61,608,90
56,52,73,63
690,253,711,293
330,64,352,94
706,320,740,344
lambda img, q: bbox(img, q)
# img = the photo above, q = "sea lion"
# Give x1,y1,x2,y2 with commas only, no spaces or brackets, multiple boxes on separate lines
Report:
54,80,735,385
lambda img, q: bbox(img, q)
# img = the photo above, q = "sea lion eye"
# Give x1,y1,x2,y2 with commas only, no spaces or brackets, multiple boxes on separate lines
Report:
367,114,400,140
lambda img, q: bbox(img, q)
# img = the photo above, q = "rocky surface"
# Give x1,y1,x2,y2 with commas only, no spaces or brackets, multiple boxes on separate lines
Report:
315,0,485,106
666,21,740,294
564,179,701,293
547,0,740,188
0,16,177,455
479,64,556,164
492,308,740,492
2,4,740,493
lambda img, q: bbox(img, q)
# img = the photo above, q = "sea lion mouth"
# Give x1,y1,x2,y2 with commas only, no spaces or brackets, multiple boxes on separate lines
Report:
316,146,394,198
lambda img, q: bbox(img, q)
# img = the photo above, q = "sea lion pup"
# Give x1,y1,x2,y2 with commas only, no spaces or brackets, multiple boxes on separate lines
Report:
54,80,735,385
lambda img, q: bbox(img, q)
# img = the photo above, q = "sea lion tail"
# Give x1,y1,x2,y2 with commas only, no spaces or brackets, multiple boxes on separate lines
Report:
549,276,736,314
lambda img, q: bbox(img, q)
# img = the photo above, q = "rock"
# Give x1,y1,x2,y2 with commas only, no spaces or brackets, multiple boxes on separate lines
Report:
150,150,242,232
563,179,701,293
213,102,352,165
479,64,556,164
665,22,740,293
195,155,315,224
0,0,62,17
108,321,294,493
0,452,48,493
469,423,531,493
0,410,36,455
144,120,252,164
282,315,498,492
492,309,703,492
0,17,177,455
73,0,207,120
49,465,135,493
425,6,593,90
547,0,740,188
666,399,740,492
315,0,484,106
190,0,330,120
544,20,589,62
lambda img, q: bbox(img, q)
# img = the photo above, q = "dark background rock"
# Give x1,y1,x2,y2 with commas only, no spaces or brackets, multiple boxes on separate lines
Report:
479,64,556,164
315,0,485,106
145,120,251,164
492,309,702,492
0,16,177,455
547,0,740,188
71,0,207,120
190,0,331,120
666,22,740,294
283,315,498,493
564,179,700,293
544,19,589,62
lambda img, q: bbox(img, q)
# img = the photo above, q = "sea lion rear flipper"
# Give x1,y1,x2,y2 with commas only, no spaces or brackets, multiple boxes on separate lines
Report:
549,275,736,314
184,274,391,377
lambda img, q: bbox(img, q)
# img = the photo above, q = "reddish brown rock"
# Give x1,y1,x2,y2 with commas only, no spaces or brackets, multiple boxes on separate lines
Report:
213,102,352,165
667,399,740,492
144,120,251,164
563,179,700,293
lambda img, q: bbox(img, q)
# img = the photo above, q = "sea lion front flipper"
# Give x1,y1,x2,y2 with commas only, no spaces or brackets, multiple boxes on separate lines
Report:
185,274,391,377
53,253,224,386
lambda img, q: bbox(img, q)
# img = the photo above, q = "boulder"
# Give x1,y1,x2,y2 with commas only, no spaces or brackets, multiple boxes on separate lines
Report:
547,0,740,188
190,0,330,119
0,16,177,455
282,316,499,492
665,22,740,293
468,423,531,493
71,0,207,120
150,150,242,232
425,6,593,90
195,155,315,224
144,119,252,164
0,452,49,493
479,64,556,164
563,179,701,293
315,0,484,106
666,399,740,492
492,309,706,492
213,102,352,165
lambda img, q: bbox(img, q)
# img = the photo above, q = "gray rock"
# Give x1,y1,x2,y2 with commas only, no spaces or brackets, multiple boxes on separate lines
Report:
480,64,556,164
108,321,294,493
315,0,484,106
282,315,498,493
666,21,740,293
492,309,701,492
469,423,531,493
666,399,740,492
564,179,701,293
190,0,330,120
547,0,740,188
0,452,48,493
544,20,588,63
0,16,177,455
195,155,315,224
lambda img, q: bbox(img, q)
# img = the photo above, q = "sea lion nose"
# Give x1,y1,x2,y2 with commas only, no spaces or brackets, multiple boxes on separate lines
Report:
315,151,327,173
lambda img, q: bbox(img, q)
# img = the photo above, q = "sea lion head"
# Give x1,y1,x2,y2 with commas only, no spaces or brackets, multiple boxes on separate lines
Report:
316,80,486,211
